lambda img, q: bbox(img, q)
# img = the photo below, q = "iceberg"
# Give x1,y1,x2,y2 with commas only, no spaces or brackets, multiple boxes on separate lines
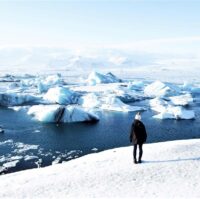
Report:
127,81,145,90
169,93,193,106
150,97,195,120
153,106,195,120
86,71,122,85
78,93,100,108
28,105,99,123
144,81,177,97
43,87,79,105
37,74,63,93
181,82,200,93
149,97,168,113
101,96,145,112
0,92,41,106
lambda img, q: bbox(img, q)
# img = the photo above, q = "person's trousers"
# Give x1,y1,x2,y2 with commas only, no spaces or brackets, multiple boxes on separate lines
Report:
133,144,143,161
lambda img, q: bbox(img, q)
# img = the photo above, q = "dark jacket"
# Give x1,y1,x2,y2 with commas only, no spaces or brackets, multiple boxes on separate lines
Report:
129,119,147,144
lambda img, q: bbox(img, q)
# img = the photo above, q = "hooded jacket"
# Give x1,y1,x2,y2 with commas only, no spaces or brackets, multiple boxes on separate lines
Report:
130,119,147,144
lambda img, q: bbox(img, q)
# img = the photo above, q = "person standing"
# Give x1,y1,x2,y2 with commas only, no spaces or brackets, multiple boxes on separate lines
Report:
129,112,147,164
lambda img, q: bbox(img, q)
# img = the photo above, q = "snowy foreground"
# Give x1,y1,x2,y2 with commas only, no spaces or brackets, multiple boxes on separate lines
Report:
0,139,200,199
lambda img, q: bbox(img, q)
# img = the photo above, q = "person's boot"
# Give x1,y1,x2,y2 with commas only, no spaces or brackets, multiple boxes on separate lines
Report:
138,159,142,163
134,159,137,164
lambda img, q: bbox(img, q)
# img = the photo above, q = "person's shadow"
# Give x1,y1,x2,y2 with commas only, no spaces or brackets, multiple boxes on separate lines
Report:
143,157,200,164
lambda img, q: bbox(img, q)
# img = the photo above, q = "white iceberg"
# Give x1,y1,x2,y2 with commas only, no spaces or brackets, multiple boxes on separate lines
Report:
86,71,122,85
153,106,195,120
144,80,177,97
149,97,168,113
73,83,145,104
43,87,79,105
127,81,145,90
150,97,195,120
169,93,193,106
0,92,41,106
37,74,63,93
101,96,145,112
181,82,200,93
28,105,99,123
78,93,100,108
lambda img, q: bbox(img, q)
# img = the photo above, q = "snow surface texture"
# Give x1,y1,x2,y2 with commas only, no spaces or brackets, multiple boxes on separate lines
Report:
0,139,200,198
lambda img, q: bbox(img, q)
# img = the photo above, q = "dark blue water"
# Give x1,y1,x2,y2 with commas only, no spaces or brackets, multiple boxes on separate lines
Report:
1,97,200,174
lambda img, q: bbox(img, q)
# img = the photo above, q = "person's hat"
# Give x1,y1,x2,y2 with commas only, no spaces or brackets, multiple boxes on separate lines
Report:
135,112,141,121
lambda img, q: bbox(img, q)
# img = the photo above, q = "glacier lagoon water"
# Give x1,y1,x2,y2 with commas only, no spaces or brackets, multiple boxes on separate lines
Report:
1,98,200,174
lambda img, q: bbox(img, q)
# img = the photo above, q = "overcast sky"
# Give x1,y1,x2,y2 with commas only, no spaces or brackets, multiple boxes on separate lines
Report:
0,0,200,49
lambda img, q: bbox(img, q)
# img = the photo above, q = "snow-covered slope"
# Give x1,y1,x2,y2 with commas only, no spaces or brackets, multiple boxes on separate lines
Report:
0,139,200,198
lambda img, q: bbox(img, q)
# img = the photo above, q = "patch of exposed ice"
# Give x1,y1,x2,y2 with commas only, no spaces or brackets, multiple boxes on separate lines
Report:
52,157,62,165
8,106,29,112
0,139,13,146
24,155,38,161
14,142,39,153
34,129,41,133
91,148,98,152
3,160,19,168
10,156,23,161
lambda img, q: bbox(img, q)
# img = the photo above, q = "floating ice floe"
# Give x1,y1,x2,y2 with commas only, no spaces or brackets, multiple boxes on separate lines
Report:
169,93,193,106
78,93,100,108
150,97,195,120
101,96,145,112
0,92,41,106
43,87,79,105
181,82,200,93
37,74,63,93
86,71,122,85
153,106,195,120
74,82,146,105
78,92,145,112
14,142,39,153
149,97,168,113
28,105,99,123
3,160,19,169
24,155,38,161
144,80,179,97
127,81,145,90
